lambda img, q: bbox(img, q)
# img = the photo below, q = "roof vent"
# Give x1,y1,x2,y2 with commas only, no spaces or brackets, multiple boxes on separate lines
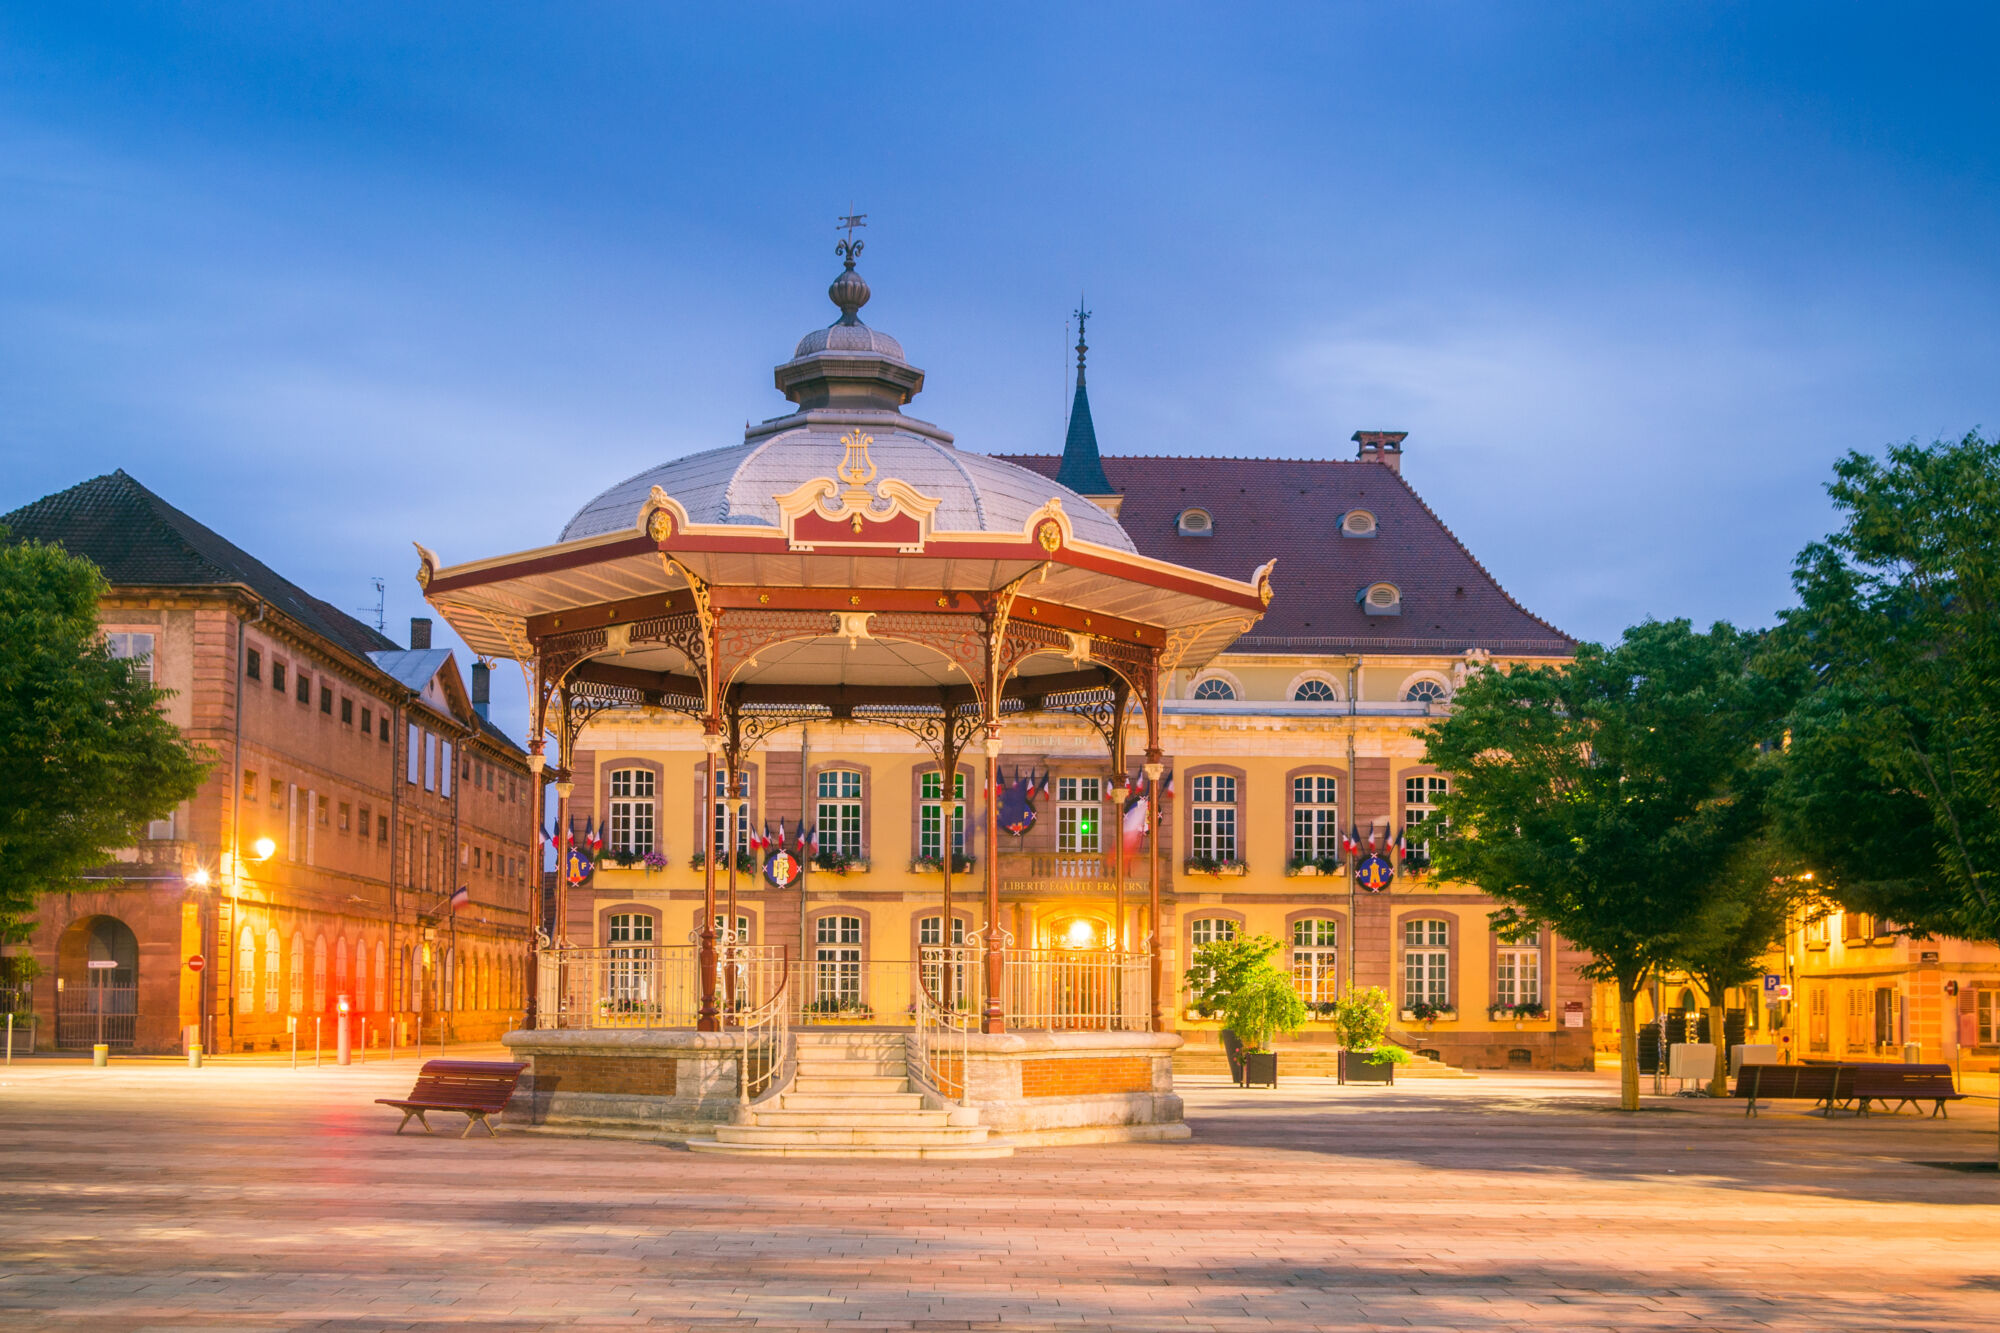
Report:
1176,508,1214,537
1341,510,1377,538
1359,583,1402,616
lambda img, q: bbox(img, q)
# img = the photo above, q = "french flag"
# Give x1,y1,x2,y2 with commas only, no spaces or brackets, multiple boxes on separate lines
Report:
448,885,472,914
1121,792,1149,856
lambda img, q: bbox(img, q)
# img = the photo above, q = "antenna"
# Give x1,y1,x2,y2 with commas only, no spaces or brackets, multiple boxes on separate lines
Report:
359,578,385,632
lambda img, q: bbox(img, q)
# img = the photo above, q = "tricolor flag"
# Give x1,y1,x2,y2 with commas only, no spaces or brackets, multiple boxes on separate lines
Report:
805,825,820,857
1342,826,1362,857
1160,770,1175,800
1121,792,1150,856
750,825,766,854
1367,825,1382,854
1038,771,1053,799
1393,828,1410,859
449,885,471,914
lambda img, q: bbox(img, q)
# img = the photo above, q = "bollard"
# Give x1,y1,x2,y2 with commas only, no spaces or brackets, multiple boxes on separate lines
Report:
337,1012,351,1067
187,1042,202,1070
315,1016,322,1068
5,1012,12,1066
92,1043,108,1068
358,1018,367,1065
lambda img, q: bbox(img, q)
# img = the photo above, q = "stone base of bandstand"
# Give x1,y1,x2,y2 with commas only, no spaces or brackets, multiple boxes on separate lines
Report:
499,1027,1188,1147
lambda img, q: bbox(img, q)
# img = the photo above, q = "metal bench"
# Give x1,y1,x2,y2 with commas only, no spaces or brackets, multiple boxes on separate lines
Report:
1850,1063,1965,1118
375,1059,527,1138
1731,1063,1855,1117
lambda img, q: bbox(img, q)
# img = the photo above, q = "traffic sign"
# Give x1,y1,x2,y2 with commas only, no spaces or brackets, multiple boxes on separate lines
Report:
86,959,118,969
186,954,205,973
1762,973,1783,993
1768,984,1792,1002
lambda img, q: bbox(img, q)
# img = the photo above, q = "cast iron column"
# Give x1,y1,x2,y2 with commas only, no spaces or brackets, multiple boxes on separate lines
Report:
1145,752,1164,1032
698,733,721,1031
982,729,1005,1033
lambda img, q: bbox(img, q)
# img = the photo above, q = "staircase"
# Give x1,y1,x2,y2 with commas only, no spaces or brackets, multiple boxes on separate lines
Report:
686,1031,1013,1159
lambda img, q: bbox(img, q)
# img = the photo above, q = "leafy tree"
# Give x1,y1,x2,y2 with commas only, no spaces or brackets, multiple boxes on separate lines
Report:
1667,837,1803,1094
1182,933,1282,1017
1220,964,1309,1052
1327,985,1407,1063
0,532,209,952
1768,432,2000,948
1420,619,1781,1110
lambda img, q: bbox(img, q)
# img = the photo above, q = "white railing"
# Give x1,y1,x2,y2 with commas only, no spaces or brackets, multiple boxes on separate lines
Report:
1003,949,1149,1031
912,947,982,1100
735,971,791,1107
536,944,787,1029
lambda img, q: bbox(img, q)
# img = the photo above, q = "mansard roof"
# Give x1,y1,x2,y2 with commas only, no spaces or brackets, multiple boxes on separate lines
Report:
997,453,1573,655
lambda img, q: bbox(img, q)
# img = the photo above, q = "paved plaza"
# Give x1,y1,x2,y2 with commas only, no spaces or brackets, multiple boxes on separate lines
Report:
2,1053,1997,1332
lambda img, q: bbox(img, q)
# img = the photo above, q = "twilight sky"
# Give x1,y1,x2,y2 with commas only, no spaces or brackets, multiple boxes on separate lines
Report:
3,5,1996,746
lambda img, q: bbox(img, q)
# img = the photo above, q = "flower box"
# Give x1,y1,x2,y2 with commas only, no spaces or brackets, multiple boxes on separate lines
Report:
813,853,870,875
1400,1006,1457,1024
908,855,976,875
1183,858,1248,877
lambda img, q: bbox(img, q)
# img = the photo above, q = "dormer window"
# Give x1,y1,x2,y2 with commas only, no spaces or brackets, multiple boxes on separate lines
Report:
1341,510,1377,538
1176,508,1214,537
1192,677,1237,701
1359,583,1402,616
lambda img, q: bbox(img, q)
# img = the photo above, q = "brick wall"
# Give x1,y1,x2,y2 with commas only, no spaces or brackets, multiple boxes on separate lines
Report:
1020,1055,1152,1098
532,1053,678,1097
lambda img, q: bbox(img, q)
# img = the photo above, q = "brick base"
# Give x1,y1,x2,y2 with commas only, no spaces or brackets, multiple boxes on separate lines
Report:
531,1053,678,1096
1020,1055,1152,1098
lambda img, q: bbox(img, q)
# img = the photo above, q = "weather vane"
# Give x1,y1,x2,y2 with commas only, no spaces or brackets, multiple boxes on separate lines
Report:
836,209,867,267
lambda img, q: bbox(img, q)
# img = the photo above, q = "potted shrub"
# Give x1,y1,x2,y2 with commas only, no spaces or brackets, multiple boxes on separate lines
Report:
909,852,976,875
1284,855,1343,878
1182,854,1248,877
609,848,641,870
1222,963,1309,1088
1184,932,1283,1082
640,850,669,875
1331,986,1409,1084
813,849,868,875
688,849,758,875
1401,998,1455,1026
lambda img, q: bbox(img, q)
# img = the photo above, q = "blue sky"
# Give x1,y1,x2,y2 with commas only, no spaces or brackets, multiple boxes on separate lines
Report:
3,5,1996,744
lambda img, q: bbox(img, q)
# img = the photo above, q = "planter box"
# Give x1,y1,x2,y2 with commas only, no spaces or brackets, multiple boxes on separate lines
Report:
1183,863,1248,877
1285,864,1327,878
1241,1050,1278,1088
1400,1009,1457,1023
1338,1049,1396,1085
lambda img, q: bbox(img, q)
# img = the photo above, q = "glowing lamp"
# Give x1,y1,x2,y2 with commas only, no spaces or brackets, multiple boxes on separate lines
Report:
1063,919,1096,950
186,867,210,887
251,837,277,861
336,994,351,1016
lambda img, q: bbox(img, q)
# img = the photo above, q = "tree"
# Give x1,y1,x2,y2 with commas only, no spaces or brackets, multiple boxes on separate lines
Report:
1326,985,1407,1063
0,532,209,953
1182,933,1282,1018
1667,837,1803,1094
1420,619,1781,1110
1220,964,1309,1053
1769,432,2000,947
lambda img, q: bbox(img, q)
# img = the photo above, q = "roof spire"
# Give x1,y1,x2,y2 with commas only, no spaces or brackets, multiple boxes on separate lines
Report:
829,209,870,324
1056,299,1116,505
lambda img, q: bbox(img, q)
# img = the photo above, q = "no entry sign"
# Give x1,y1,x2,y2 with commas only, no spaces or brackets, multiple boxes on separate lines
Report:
186,954,205,972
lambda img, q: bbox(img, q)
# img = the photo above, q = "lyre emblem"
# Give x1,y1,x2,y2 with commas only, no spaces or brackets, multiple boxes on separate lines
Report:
837,429,877,488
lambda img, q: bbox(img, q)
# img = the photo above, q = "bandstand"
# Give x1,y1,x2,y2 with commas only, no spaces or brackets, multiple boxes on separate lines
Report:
417,246,1273,1152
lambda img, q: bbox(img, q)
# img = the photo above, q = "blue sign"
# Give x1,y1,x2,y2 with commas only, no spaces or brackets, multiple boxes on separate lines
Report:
1763,973,1783,993
1353,855,1395,893
765,848,802,889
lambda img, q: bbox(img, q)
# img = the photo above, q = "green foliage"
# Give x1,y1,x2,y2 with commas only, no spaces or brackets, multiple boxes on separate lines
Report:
1182,932,1281,1015
1669,835,1804,1001
0,532,209,946
1219,963,1308,1052
1360,1043,1411,1066
1768,432,2000,946
1327,985,1393,1051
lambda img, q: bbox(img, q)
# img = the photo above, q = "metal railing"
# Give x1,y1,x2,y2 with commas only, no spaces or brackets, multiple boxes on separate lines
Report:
535,944,787,1029
1003,949,1149,1031
737,971,791,1107
911,947,980,1100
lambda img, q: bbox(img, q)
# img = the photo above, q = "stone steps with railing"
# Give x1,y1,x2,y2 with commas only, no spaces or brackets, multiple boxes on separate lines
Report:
686,1030,1013,1159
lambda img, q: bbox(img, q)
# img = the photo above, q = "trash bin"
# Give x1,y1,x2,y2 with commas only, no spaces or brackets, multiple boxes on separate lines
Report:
1902,1041,1921,1063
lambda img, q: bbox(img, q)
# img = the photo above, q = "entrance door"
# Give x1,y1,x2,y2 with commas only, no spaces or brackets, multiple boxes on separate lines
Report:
55,916,140,1048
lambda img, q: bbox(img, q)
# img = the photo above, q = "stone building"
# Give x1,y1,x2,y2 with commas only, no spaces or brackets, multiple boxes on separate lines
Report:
459,262,1592,1073
2,473,536,1052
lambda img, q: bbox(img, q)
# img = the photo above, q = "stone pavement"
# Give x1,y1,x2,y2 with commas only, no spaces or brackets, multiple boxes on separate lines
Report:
2,1056,1997,1332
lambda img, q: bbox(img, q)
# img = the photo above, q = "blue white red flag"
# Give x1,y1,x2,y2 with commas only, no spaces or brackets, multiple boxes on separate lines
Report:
449,885,471,913
1121,793,1149,856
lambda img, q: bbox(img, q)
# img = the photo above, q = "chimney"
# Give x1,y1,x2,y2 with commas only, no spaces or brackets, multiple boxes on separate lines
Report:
1353,431,1408,474
409,616,433,650
471,662,491,720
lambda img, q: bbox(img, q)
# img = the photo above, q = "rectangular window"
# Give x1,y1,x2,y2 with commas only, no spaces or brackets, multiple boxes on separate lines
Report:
440,740,452,797
360,705,371,735
1495,948,1541,1008
296,671,310,704
269,777,283,807
358,806,371,841
379,716,390,743
340,697,353,724
242,770,258,800
1291,775,1339,863
918,771,966,860
320,684,333,714
285,784,299,861
317,793,329,826
423,732,436,792
1190,774,1237,862
609,769,657,855
378,815,389,845
246,648,261,682
106,632,155,685
1809,985,1830,1052
1978,991,1995,1045
1402,918,1449,1008
1190,918,1237,947
812,915,863,1009
407,724,421,785
1056,776,1101,854
273,661,286,693
1403,775,1448,863
711,768,749,857
608,912,654,944
338,801,351,833
1291,918,1339,1004
816,770,863,860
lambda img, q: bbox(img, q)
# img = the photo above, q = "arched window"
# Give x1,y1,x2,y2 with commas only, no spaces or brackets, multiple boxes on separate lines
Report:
1360,582,1402,615
608,768,656,855
1340,510,1377,538
1402,919,1450,1011
1175,508,1213,537
289,934,305,1012
1189,918,1237,947
1292,679,1337,702
312,936,328,1012
374,940,386,1012
236,926,257,1014
335,937,349,1000
1192,677,1236,701
816,771,864,860
1291,919,1339,1003
264,929,281,1014
1404,679,1449,706
355,942,369,1013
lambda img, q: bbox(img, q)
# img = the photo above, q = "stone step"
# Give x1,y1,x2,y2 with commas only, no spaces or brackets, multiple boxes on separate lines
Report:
686,1137,1013,1159
714,1124,989,1147
778,1091,926,1112
791,1075,912,1094
751,1109,950,1129
795,1061,906,1080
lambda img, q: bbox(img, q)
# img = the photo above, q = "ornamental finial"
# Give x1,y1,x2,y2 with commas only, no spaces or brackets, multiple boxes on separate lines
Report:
1073,295,1091,387
829,210,871,324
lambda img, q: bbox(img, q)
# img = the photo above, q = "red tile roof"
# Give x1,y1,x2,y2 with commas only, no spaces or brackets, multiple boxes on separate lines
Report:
997,454,1573,656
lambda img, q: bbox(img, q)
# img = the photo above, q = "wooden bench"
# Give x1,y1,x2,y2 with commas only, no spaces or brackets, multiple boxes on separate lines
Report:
376,1059,527,1138
1850,1063,1965,1118
1732,1063,1855,1117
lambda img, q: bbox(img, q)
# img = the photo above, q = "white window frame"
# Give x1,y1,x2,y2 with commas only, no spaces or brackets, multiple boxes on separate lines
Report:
918,771,965,860
1190,774,1238,862
1291,775,1339,863
711,767,750,858
1190,918,1237,947
265,929,281,1014
1403,918,1449,1009
816,770,863,860
608,768,657,855
1401,675,1451,706
1056,776,1101,854
236,926,256,1014
1404,774,1448,861
813,915,864,1008
106,631,155,684
1191,676,1237,701
1495,947,1541,1009
1291,918,1339,1004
